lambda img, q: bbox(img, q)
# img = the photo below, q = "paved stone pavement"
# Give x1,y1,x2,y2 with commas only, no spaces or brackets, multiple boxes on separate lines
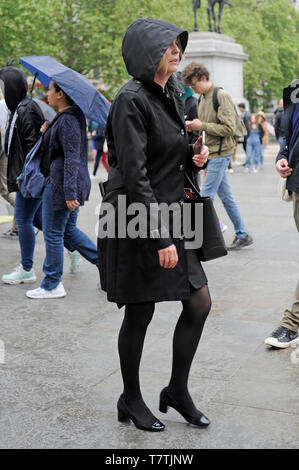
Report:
0,143,298,449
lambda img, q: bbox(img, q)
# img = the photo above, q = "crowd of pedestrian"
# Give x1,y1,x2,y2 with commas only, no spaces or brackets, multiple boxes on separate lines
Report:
0,17,298,435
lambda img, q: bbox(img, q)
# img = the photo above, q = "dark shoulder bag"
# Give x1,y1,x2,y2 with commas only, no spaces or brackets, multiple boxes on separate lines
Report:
184,172,227,262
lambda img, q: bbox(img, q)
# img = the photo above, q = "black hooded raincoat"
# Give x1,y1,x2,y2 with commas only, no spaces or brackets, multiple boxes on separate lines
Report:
0,66,44,192
98,19,207,305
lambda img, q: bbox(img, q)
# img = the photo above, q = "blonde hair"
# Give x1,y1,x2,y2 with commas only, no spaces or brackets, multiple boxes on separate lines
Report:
156,38,183,75
257,110,266,121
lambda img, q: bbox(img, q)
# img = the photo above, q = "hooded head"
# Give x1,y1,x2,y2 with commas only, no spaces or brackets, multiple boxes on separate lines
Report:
0,66,28,112
122,18,188,86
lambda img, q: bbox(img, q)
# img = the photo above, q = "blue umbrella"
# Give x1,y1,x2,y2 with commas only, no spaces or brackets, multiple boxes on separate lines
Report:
20,56,110,127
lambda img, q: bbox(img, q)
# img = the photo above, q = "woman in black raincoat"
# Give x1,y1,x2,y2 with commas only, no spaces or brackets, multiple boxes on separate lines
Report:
98,19,211,431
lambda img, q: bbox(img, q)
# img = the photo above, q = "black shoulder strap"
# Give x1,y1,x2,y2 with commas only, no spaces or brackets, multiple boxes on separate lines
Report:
212,87,223,155
212,87,222,114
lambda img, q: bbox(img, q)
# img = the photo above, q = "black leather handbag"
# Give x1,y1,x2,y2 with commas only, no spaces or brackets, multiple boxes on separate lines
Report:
184,172,228,262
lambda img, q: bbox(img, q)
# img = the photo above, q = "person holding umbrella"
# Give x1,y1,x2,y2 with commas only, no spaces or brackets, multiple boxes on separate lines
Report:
98,18,211,432
26,81,98,298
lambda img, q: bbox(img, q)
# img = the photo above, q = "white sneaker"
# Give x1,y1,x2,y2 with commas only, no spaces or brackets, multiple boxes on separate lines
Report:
26,282,66,299
252,166,259,173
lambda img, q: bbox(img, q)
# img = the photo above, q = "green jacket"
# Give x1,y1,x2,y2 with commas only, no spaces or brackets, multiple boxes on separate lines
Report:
198,84,236,158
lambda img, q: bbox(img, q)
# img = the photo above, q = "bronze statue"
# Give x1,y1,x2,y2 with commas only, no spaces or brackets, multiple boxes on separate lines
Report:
207,0,233,34
192,0,201,32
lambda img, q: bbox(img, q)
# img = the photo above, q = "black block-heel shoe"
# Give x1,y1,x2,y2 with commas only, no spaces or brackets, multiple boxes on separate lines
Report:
117,395,165,432
159,387,210,427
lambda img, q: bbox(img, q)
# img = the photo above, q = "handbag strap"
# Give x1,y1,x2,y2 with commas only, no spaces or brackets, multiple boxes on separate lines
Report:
185,172,201,198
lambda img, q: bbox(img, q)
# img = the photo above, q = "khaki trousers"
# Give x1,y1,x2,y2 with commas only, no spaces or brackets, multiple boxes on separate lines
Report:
280,192,299,332
0,150,17,230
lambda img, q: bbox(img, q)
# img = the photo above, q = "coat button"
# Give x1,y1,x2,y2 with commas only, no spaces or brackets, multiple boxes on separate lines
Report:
180,129,185,136
179,164,185,172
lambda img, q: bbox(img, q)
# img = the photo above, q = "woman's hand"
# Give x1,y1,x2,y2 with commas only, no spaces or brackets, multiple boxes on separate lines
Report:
192,136,209,167
158,244,178,269
40,121,50,133
66,200,80,211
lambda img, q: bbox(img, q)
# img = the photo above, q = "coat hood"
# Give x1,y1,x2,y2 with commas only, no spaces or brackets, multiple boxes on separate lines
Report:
0,66,28,112
122,18,188,86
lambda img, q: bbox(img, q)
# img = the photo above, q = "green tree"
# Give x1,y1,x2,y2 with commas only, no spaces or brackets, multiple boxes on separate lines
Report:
0,0,298,107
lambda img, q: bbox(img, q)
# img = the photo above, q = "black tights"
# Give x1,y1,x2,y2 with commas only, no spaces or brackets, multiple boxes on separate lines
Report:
118,285,211,419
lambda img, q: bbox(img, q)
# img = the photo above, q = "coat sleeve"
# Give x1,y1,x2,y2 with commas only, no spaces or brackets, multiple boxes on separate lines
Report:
274,112,280,140
201,91,236,137
58,115,81,201
111,92,173,249
276,137,289,163
19,105,43,155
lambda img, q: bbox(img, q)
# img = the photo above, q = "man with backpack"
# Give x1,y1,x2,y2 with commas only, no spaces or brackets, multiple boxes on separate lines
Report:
182,62,253,250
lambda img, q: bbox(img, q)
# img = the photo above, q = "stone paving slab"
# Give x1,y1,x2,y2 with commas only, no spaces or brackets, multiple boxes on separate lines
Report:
0,143,298,449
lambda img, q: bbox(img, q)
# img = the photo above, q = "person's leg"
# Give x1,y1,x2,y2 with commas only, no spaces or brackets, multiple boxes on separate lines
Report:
160,285,211,424
264,193,299,347
245,138,253,168
0,152,17,232
118,302,159,424
2,193,42,284
280,281,299,332
217,167,249,239
253,139,261,169
280,193,299,330
93,149,101,176
260,143,264,167
64,209,98,265
242,136,247,155
292,192,299,233
41,184,70,290
200,156,231,200
14,192,42,271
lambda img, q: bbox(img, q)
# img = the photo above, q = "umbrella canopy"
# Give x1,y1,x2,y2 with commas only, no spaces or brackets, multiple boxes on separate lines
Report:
33,97,56,122
20,56,110,127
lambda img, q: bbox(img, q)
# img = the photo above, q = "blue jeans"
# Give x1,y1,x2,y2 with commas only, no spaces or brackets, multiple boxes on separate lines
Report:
201,155,248,239
93,138,105,176
15,192,43,271
246,132,261,167
41,184,98,290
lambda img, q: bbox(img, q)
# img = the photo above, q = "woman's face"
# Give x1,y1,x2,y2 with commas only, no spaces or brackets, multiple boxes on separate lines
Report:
164,38,181,75
251,114,256,123
47,81,60,108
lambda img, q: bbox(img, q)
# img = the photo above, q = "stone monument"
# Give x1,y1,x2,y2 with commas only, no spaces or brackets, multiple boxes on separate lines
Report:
182,1,248,106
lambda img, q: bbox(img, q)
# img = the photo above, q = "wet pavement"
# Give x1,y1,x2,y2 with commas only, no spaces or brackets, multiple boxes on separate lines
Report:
0,143,298,449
